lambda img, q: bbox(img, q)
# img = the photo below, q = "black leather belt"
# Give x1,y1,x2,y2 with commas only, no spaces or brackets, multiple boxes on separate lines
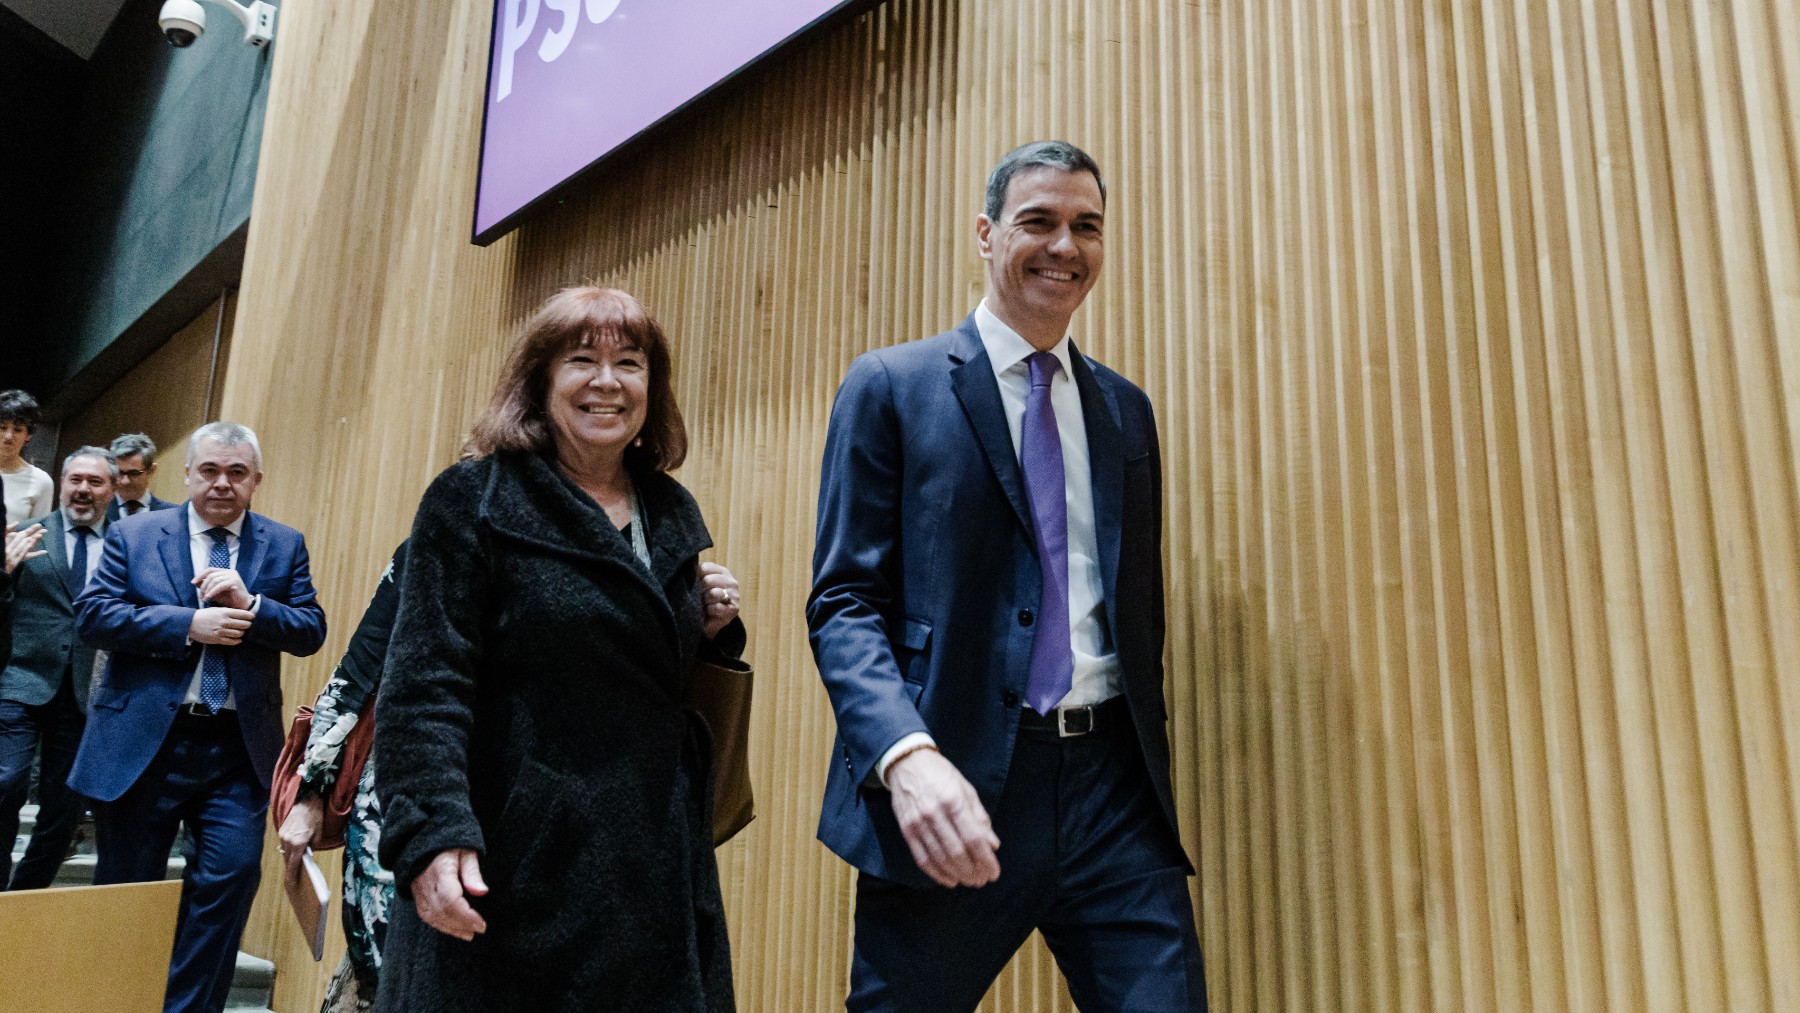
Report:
1017,696,1127,738
174,702,235,720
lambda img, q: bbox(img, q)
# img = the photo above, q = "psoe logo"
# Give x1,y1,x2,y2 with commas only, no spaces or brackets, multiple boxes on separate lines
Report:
495,0,624,101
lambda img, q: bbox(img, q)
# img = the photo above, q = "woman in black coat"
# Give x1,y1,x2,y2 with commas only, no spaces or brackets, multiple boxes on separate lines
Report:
374,288,746,1013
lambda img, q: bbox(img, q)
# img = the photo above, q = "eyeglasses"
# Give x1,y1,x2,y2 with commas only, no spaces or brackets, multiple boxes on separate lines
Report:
118,469,148,478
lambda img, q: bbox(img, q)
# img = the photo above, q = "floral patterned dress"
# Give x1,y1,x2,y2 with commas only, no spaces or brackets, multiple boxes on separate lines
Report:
297,544,405,1002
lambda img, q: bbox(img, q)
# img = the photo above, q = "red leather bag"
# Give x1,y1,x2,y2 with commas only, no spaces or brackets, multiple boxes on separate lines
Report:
269,696,376,851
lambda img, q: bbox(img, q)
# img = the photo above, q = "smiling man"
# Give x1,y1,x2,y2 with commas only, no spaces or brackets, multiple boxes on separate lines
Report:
809,142,1207,1011
0,447,115,890
69,421,326,1013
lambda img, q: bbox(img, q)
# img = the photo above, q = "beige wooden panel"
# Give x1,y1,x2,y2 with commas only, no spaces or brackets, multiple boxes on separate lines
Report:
56,292,235,504
222,0,1800,1010
0,881,183,1013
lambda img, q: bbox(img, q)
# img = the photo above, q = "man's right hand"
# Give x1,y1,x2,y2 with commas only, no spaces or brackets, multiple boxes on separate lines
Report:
887,748,1002,888
188,607,255,645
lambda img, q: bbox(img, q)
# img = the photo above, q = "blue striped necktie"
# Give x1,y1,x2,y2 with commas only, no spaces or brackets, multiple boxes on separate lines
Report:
198,527,232,713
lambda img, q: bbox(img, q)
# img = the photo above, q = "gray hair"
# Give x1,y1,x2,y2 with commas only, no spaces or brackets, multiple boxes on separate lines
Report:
983,140,1107,221
186,421,263,469
109,432,159,466
63,446,119,479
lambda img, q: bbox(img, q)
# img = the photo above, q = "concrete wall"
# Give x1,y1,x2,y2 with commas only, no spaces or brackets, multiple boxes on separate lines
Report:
21,0,269,414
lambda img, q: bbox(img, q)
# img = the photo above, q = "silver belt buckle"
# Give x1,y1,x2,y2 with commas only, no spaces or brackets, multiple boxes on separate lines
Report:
1056,705,1096,737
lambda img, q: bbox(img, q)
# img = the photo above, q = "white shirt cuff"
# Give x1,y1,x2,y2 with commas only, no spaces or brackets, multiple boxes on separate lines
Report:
876,732,938,788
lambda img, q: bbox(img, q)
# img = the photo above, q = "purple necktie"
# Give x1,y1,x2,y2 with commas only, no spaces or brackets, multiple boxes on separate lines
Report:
1021,351,1073,714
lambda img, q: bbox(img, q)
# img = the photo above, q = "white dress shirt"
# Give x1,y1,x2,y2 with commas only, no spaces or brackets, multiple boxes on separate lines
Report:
877,302,1124,784
61,512,105,590
181,505,259,710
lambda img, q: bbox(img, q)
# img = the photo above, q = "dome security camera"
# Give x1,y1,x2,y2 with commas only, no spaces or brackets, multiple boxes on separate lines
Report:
158,0,276,49
159,0,206,47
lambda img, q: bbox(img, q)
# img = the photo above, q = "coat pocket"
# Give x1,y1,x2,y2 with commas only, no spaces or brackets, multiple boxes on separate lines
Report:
491,758,566,876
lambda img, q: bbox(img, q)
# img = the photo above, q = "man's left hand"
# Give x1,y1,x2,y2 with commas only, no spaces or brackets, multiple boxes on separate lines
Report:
193,567,253,609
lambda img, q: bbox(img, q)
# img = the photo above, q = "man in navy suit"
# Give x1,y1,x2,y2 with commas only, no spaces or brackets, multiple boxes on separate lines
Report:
809,141,1206,1011
0,446,116,889
105,433,180,522
71,421,326,1013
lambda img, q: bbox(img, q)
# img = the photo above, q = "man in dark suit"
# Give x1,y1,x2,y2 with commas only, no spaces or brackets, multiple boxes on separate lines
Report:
809,141,1206,1011
70,421,326,1013
105,433,179,522
0,447,116,889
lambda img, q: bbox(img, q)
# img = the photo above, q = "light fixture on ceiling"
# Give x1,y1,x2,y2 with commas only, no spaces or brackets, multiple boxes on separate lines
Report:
158,0,276,49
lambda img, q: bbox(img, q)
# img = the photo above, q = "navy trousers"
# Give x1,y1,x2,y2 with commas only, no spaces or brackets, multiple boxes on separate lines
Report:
0,674,87,890
93,711,268,1013
848,705,1208,1012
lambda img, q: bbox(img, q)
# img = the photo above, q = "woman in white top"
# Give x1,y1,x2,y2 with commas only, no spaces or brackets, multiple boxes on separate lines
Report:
0,390,54,526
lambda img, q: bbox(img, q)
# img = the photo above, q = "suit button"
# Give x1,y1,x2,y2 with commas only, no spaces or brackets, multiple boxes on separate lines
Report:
1018,609,1034,627
1002,691,1020,707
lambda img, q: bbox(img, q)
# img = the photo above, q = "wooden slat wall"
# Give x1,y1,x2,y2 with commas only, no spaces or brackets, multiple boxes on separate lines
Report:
223,0,1800,1010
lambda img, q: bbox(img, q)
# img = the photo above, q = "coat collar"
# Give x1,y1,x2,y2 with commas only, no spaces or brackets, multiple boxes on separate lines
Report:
237,513,269,591
155,505,200,606
949,316,1035,535
477,450,713,590
38,511,71,604
156,504,267,601
1074,353,1125,636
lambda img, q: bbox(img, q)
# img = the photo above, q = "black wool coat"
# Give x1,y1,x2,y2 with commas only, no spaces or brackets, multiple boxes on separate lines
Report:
375,450,744,1013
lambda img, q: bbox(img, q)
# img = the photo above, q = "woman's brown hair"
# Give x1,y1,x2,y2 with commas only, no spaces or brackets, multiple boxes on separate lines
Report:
465,287,687,471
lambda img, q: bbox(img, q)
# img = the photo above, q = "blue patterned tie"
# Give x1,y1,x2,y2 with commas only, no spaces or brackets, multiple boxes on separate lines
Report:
198,527,232,713
1021,351,1074,714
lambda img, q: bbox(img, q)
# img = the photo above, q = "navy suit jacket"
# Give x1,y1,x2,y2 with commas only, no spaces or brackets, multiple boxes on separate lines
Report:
808,314,1188,887
104,493,179,524
67,505,327,801
0,511,102,711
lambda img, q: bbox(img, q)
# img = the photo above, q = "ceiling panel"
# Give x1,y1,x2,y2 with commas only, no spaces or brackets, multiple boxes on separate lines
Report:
1,0,131,59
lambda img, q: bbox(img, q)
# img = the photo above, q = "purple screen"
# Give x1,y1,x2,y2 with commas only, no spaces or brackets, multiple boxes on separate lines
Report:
475,0,860,243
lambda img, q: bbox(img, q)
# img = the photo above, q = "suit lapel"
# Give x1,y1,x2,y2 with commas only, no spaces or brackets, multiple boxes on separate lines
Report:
41,512,74,604
159,508,200,607
236,514,268,590
1071,347,1125,632
947,318,1034,536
